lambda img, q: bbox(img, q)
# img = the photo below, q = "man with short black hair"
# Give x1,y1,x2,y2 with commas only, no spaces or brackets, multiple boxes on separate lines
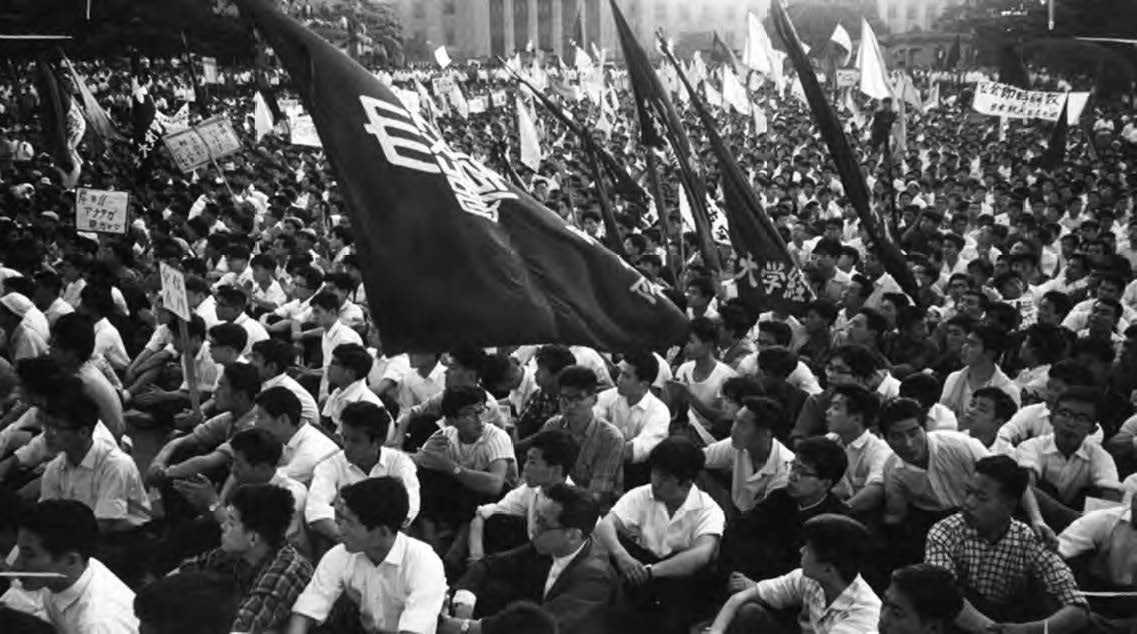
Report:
177,484,314,633
878,563,964,634
250,339,319,427
321,342,385,436
288,477,447,634
594,351,670,467
704,396,795,514
707,514,880,634
253,386,337,486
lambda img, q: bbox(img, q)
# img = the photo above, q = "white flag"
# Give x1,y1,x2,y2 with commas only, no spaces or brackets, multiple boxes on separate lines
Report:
753,105,768,135
517,97,543,171
434,45,452,69
924,81,940,113
691,52,708,85
678,182,695,230
830,24,853,67
704,82,722,108
855,19,892,101
721,67,751,115
574,46,593,72
450,84,469,119
253,91,273,143
743,12,773,75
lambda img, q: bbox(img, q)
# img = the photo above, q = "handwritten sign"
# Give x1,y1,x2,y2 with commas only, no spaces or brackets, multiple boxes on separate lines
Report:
972,81,1090,124
76,188,129,234
289,113,322,147
202,56,219,84
159,262,190,322
836,69,860,88
431,76,455,98
161,116,242,173
468,97,487,114
491,90,507,108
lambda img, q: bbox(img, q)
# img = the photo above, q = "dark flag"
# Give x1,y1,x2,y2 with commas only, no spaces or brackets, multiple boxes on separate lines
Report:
944,34,961,70
34,58,75,174
571,8,584,47
62,54,125,153
129,50,159,174
181,32,209,117
610,0,721,271
712,31,747,79
658,37,812,314
770,0,922,305
1041,96,1068,171
235,0,687,352
998,42,1030,89
252,27,285,124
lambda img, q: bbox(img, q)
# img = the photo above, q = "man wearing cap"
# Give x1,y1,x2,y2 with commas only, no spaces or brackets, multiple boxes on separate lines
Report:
0,293,50,362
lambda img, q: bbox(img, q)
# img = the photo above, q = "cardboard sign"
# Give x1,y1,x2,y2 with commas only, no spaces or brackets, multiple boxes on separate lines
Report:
972,81,1090,123
162,116,242,173
159,262,190,322
202,56,218,84
490,90,507,107
76,188,129,234
431,77,455,98
468,97,487,114
836,69,860,88
289,113,322,147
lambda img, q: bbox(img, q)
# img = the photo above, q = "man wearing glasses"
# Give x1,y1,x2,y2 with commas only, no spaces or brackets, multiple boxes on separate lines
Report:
414,385,518,535
790,344,879,445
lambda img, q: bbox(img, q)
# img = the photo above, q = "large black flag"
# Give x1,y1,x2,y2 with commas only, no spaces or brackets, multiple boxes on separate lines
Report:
610,0,721,271
770,0,922,305
235,0,687,352
658,37,812,315
35,58,75,174
943,34,961,70
998,42,1030,89
1041,96,1068,171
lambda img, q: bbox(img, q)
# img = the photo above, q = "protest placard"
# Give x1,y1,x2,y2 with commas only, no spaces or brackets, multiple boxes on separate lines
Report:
836,69,860,88
159,262,190,321
76,188,129,234
202,56,218,84
162,116,242,172
490,91,507,108
469,97,487,114
972,81,1090,124
289,113,323,147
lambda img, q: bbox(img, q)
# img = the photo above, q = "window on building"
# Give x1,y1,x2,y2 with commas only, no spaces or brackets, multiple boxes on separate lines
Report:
444,0,456,15
906,3,917,19
886,2,898,19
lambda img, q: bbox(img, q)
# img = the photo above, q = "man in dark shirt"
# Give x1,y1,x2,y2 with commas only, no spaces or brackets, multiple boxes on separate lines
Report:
718,436,850,594
515,345,576,442
871,97,898,152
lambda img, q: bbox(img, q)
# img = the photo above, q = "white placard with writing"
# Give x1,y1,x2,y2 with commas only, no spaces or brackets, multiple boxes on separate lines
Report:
468,97,487,114
162,116,242,173
202,56,218,84
973,81,1090,124
159,262,190,322
289,113,322,147
75,188,129,234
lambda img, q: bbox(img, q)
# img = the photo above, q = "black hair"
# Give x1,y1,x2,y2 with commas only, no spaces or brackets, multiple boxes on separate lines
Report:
1073,336,1116,365
51,313,95,360
309,291,340,312
972,387,1018,422
968,324,1007,355
688,316,720,345
41,376,98,431
720,300,757,338
685,276,715,299
830,383,880,427
221,362,261,401
878,397,927,436
721,375,765,403
215,285,249,309
340,401,392,442
647,436,705,484
332,343,373,380
1022,323,1067,365
229,483,295,549
543,483,600,538
830,344,879,379
805,299,838,324
889,564,964,624
254,386,302,427
758,320,793,346
527,430,579,473
252,339,294,376
801,514,870,583
15,356,67,399
534,345,577,376
340,476,409,532
229,428,284,467
481,353,515,392
250,254,276,271
621,350,659,385
794,436,849,484
738,396,790,439
557,365,598,393
185,314,207,341
18,499,99,559
974,454,1029,500
757,346,799,380
449,345,487,378
440,385,487,417
898,373,941,409
1055,385,1100,418
208,322,248,353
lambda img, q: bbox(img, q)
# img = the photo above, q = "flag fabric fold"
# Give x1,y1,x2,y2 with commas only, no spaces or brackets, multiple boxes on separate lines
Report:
770,0,921,305
721,66,751,115
830,24,853,66
855,18,892,101
35,59,76,175
609,0,720,271
235,0,686,351
658,37,812,315
743,11,773,76
1041,95,1068,170
516,96,543,171
254,91,274,142
62,55,125,150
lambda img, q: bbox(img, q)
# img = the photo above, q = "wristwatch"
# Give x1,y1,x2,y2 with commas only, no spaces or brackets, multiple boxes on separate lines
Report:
460,619,472,634
452,465,463,477
208,500,222,514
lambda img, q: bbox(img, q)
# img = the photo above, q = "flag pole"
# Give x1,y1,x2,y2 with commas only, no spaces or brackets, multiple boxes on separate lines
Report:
583,140,627,258
645,147,682,280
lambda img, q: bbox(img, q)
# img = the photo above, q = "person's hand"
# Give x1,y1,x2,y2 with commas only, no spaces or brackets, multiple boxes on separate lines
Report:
1031,520,1058,551
145,464,168,488
174,409,203,429
727,571,756,594
436,615,466,634
615,553,651,587
451,601,475,620
171,474,219,513
132,387,164,407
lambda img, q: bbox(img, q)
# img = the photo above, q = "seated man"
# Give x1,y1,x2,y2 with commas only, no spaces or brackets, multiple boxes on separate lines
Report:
703,396,795,515
38,378,150,534
177,484,314,633
925,455,1089,632
824,383,891,515
14,500,138,633
306,401,420,550
446,484,618,634
791,344,879,444
998,360,1098,449
594,436,725,634
593,351,670,486
877,564,964,634
392,346,507,449
253,385,338,486
414,385,517,533
1059,493,1137,609
1016,385,1123,531
320,343,386,437
513,345,576,442
133,571,239,634
130,314,218,427
468,429,578,562
251,339,320,428
706,514,881,634
961,386,1018,454
719,436,850,590
524,366,624,504
288,477,447,634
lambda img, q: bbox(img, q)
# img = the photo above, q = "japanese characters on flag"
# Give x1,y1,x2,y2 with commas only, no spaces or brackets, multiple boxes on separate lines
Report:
972,81,1089,124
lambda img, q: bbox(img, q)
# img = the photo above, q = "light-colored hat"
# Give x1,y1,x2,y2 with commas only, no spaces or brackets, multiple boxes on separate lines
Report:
0,292,33,317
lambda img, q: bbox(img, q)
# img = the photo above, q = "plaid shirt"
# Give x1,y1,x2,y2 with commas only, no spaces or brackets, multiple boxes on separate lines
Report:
925,513,1086,609
181,543,314,633
515,389,560,440
541,414,624,499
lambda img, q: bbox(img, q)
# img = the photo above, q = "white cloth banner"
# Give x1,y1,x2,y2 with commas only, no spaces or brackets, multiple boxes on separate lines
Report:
972,81,1090,124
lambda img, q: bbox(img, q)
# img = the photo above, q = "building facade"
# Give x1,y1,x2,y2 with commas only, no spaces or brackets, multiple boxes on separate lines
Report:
873,0,962,34
389,0,770,60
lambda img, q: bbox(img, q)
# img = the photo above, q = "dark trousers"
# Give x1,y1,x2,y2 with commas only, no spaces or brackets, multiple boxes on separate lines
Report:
417,469,502,529
614,535,718,634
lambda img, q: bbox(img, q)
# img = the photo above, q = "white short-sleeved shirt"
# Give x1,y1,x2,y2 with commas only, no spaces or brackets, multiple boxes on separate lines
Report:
43,558,139,634
571,346,614,389
704,438,794,513
321,379,387,436
368,352,410,394
826,429,894,499
319,320,363,398
40,441,151,527
1016,435,1121,505
1058,505,1137,587
475,479,572,539
262,372,320,427
306,448,420,525
251,279,288,309
397,363,446,412
438,423,518,486
885,431,989,513
997,403,1104,448
279,423,340,486
754,569,881,634
93,317,130,370
609,483,725,558
676,360,738,444
940,366,1021,415
233,312,270,355
291,534,447,634
594,388,671,463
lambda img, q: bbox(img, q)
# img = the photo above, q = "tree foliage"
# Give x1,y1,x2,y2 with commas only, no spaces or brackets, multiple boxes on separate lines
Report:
764,0,888,52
